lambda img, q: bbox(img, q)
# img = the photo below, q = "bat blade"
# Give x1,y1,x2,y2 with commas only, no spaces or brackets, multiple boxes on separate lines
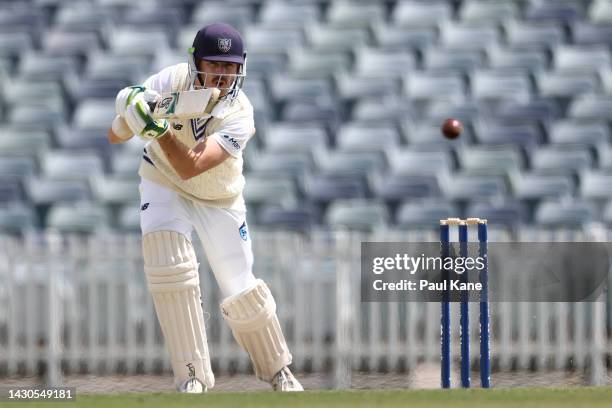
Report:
149,89,220,120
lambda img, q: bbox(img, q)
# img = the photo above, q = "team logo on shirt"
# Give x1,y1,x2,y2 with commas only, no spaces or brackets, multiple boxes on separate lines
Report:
239,221,248,241
218,38,231,53
141,203,149,211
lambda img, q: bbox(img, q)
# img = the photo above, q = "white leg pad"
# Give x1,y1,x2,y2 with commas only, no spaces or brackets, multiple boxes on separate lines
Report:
220,279,292,382
142,230,214,389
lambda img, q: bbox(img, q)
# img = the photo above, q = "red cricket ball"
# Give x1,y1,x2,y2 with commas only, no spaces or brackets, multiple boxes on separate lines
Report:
442,118,463,139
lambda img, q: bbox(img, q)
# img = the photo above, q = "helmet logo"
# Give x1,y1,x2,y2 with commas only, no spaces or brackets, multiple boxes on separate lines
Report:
217,38,231,53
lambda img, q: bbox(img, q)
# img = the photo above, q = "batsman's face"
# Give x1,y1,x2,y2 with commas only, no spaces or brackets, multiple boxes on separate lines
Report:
197,60,240,93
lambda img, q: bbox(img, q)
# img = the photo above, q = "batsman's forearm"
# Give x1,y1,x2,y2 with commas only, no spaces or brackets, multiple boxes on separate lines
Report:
157,131,203,180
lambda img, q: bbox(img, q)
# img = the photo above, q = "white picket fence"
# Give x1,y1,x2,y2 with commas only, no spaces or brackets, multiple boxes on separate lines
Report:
0,228,610,387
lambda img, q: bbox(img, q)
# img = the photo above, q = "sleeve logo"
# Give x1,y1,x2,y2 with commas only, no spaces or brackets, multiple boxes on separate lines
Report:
222,134,241,150
238,221,248,241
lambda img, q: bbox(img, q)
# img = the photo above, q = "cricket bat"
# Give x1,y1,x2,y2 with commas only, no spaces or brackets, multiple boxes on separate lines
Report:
148,88,221,120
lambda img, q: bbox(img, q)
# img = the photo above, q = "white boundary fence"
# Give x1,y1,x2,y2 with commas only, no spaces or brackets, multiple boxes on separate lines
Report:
0,228,610,387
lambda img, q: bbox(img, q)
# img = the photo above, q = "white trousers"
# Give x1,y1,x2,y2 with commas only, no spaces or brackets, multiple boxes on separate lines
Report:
139,178,256,298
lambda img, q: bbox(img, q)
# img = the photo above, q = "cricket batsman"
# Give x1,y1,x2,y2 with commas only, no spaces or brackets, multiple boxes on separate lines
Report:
107,22,303,393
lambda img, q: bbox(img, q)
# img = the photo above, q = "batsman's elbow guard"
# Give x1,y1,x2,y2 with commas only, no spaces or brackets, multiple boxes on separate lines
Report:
111,115,134,141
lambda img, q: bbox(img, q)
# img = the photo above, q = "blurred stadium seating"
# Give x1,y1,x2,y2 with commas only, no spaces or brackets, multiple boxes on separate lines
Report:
2,0,612,232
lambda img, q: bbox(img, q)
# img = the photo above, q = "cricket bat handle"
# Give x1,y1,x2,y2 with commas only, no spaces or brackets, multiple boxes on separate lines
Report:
148,101,158,115
148,100,175,120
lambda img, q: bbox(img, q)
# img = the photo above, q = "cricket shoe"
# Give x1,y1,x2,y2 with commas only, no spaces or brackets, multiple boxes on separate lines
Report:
178,377,206,393
270,367,304,392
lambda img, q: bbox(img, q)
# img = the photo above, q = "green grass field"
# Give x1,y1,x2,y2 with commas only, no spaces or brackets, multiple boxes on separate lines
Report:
10,388,612,408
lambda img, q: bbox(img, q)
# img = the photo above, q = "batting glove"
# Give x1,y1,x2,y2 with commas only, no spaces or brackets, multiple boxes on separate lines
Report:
115,86,145,118
124,99,170,140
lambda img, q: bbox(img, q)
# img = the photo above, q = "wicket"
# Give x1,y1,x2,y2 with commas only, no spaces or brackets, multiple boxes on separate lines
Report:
439,218,490,388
